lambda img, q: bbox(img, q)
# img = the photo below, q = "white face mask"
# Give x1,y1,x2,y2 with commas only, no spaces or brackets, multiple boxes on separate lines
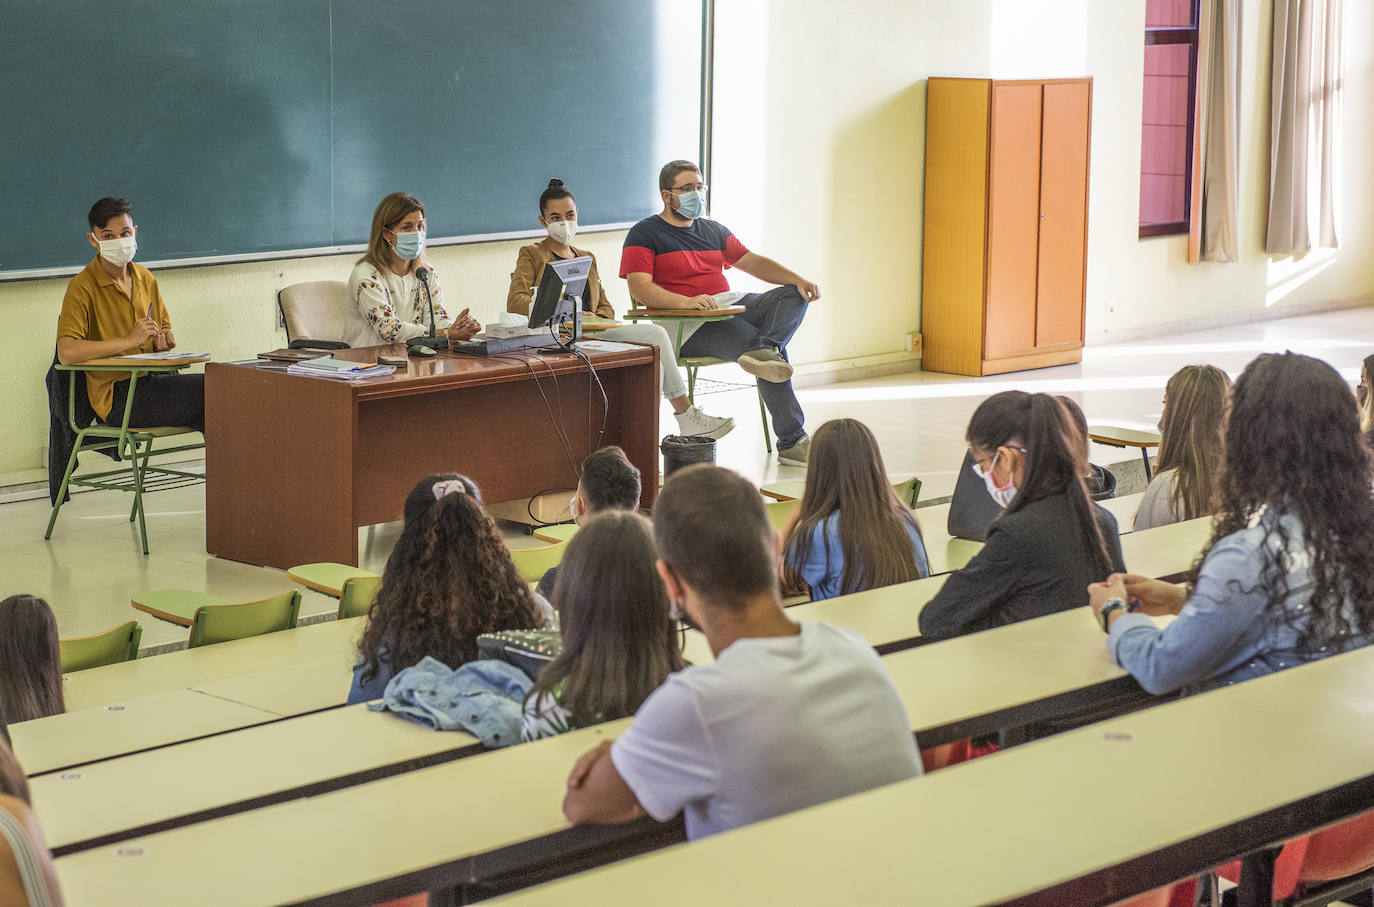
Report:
971,448,1021,508
96,235,137,268
545,220,577,245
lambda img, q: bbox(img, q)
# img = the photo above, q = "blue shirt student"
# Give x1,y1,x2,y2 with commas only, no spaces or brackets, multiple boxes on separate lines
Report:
797,513,930,601
1108,510,1370,694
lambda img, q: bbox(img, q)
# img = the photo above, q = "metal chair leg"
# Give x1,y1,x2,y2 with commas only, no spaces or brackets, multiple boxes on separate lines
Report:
44,442,84,540
758,392,772,453
1141,446,1153,480
131,438,152,556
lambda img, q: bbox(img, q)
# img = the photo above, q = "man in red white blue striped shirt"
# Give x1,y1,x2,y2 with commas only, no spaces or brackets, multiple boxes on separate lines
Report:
620,160,819,466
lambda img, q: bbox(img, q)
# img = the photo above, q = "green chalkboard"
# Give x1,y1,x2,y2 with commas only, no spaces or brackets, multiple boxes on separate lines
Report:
0,0,703,276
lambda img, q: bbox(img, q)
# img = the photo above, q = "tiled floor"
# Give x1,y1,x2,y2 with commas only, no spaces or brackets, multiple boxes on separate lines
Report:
12,305,1373,649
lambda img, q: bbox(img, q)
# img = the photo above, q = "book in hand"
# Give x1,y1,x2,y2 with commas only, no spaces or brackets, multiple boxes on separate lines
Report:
286,357,396,381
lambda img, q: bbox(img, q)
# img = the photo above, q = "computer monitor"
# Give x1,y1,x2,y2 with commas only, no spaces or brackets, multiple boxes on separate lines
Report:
528,256,593,337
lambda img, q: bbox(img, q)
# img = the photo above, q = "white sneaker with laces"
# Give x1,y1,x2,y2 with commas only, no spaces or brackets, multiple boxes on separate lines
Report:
675,405,736,440
737,348,793,383
777,435,810,466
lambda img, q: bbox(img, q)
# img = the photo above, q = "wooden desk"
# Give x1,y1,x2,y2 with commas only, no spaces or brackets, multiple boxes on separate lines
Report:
11,691,276,777
206,343,659,569
497,647,1374,907
53,719,634,907
63,617,363,711
47,606,1163,906
33,704,480,856
1119,515,1211,579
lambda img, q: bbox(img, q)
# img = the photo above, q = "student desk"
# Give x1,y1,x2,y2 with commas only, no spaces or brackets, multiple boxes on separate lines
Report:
48,606,1165,907
205,343,660,570
916,491,1145,546
32,704,481,856
499,644,1374,907
11,691,277,777
52,719,637,907
62,617,364,711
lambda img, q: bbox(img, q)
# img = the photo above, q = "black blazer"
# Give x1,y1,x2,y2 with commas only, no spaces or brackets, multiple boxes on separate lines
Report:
919,490,1126,641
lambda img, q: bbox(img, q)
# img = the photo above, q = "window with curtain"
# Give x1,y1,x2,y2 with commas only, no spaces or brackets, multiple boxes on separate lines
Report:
1139,0,1201,237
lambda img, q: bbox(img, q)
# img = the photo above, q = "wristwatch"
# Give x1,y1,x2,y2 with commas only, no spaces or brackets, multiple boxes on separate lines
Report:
1099,597,1128,633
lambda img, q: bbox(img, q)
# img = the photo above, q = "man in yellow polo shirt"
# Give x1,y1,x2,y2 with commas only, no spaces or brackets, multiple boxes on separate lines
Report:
56,197,204,430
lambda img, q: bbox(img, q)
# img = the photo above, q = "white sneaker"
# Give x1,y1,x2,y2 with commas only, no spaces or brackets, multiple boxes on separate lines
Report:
777,435,810,466
737,348,793,383
675,405,736,440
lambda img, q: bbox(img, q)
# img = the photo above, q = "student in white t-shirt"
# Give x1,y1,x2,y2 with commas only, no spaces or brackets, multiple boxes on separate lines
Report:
562,464,922,840
343,192,481,349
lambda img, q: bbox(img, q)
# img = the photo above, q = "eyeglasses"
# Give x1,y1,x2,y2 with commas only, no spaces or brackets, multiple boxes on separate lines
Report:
669,183,707,194
970,446,1028,478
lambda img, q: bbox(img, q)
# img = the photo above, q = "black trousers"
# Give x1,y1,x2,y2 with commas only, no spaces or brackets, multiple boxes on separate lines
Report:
107,373,206,433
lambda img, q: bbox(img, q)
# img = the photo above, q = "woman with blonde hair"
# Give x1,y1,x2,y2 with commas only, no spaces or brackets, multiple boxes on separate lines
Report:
342,192,481,349
1133,365,1231,530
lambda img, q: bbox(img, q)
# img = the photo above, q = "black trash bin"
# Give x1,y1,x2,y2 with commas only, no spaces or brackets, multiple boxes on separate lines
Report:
660,434,716,478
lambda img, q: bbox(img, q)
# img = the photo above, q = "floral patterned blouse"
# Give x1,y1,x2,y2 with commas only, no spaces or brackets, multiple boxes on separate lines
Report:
345,258,453,345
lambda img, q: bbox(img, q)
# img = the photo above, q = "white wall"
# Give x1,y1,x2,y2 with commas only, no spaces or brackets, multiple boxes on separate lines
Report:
5,0,1372,476
710,0,1374,356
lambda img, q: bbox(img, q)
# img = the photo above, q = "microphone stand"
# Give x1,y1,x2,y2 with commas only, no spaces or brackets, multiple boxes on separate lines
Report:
408,267,449,350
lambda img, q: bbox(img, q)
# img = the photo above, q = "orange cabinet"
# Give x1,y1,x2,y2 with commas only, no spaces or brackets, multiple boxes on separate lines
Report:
921,77,1092,376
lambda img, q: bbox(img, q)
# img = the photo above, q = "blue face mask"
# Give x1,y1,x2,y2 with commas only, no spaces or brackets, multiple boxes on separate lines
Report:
390,230,425,261
674,189,705,220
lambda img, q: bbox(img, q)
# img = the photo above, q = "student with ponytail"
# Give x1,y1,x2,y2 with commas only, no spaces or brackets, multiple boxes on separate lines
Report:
347,474,549,704
507,179,734,440
918,392,1125,641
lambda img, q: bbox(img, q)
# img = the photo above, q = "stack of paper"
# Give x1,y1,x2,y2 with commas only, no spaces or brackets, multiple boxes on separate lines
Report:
286,357,396,381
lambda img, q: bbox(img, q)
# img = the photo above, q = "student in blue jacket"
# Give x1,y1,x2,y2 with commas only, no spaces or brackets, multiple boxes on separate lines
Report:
1090,352,1374,694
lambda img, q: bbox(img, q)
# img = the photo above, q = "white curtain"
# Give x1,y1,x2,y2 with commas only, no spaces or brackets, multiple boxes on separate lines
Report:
1189,0,1241,262
1266,0,1344,254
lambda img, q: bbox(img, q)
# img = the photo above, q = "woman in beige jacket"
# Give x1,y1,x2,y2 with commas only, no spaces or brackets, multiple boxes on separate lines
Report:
508,179,734,440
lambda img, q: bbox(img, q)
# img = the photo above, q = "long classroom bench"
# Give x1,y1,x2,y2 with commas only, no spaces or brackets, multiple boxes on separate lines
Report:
41,516,1215,902
495,643,1374,907
44,603,1166,903
18,516,1212,780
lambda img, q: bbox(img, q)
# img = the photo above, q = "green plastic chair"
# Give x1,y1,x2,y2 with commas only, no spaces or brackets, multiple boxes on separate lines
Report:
287,562,381,599
531,523,579,544
59,620,142,672
338,575,382,620
509,541,570,584
46,362,206,555
893,476,923,508
132,589,232,627
624,307,774,452
188,590,302,648
765,498,800,531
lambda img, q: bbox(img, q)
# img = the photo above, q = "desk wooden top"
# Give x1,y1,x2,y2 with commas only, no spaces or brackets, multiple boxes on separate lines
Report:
1119,516,1211,578
54,719,633,907
33,704,479,854
211,342,656,401
11,691,276,777
63,617,363,711
70,355,208,369
499,644,1374,907
190,656,356,717
1088,425,1162,447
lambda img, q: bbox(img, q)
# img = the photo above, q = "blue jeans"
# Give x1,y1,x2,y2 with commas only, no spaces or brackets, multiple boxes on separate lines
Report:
680,285,807,448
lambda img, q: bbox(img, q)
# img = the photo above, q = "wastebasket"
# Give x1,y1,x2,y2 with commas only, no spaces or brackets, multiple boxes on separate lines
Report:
660,434,716,478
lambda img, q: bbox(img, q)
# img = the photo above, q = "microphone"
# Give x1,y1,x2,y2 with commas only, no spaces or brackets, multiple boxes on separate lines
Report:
408,266,448,349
